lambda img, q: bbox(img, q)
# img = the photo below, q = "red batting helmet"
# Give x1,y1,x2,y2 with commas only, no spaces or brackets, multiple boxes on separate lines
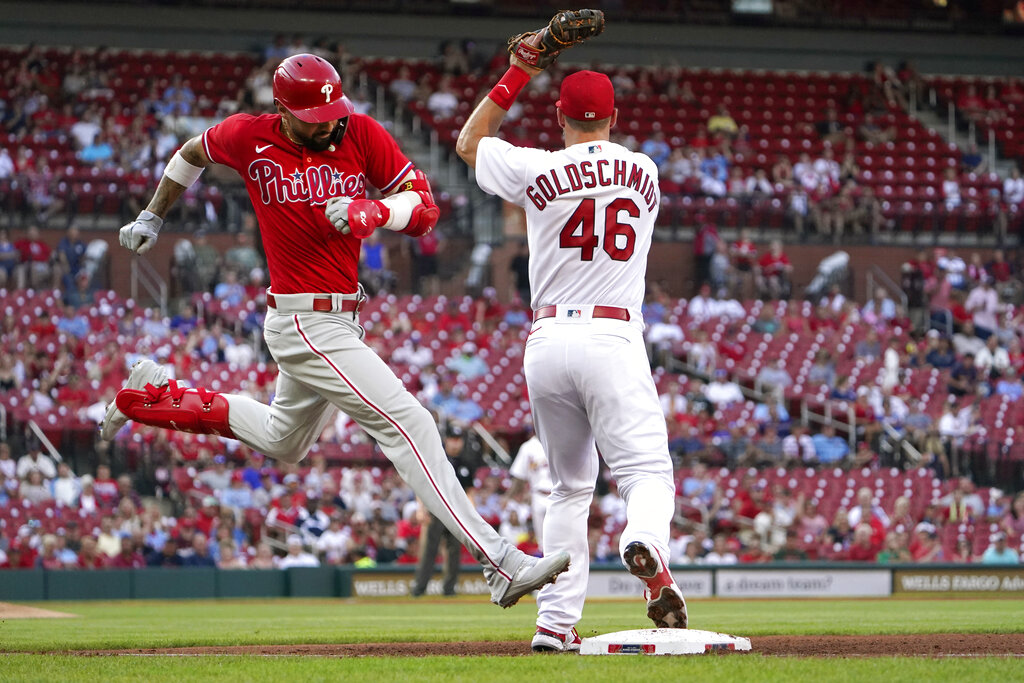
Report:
272,53,354,123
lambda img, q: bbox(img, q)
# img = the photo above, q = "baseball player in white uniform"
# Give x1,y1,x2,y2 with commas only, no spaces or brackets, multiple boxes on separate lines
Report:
101,53,568,609
457,49,687,651
508,430,552,545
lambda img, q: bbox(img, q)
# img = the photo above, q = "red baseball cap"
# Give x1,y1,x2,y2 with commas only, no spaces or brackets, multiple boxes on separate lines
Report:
557,70,615,122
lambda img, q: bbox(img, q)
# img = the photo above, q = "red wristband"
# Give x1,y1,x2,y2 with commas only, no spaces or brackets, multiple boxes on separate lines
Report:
487,65,531,111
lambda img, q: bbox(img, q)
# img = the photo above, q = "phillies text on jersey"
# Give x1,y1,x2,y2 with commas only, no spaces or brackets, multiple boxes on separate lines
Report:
248,160,366,205
202,112,413,294
474,137,660,312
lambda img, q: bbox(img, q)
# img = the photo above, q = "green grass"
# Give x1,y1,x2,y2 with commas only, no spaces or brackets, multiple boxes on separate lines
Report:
0,653,1022,683
1,598,1022,682
1,597,1020,651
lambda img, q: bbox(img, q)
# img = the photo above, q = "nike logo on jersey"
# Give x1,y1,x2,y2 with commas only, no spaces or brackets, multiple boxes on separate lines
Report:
255,144,273,153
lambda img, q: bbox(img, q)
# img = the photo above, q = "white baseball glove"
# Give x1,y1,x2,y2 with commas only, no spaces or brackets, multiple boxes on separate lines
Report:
119,210,164,254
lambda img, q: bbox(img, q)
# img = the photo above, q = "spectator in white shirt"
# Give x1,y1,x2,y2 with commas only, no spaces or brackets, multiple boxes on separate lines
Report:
942,168,961,210
975,334,1010,379
389,66,417,102
937,249,967,289
277,535,321,569
704,369,744,406
646,311,684,368
1003,166,1024,205
391,332,434,369
953,321,986,357
756,359,793,396
793,152,814,180
813,147,840,186
937,403,967,441
863,287,897,324
882,337,902,392
224,333,255,368
686,283,716,320
51,462,81,508
659,381,688,418
426,76,460,118
687,329,717,375
16,445,56,480
316,517,352,564
782,424,816,463
745,168,774,196
0,148,14,179
702,534,738,565
0,443,15,480
964,277,1000,338
847,486,891,528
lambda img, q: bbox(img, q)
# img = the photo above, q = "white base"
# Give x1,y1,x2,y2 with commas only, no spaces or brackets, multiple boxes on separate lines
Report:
580,628,751,656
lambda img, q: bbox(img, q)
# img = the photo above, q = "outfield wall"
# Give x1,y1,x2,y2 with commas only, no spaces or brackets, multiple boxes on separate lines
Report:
3,564,1023,601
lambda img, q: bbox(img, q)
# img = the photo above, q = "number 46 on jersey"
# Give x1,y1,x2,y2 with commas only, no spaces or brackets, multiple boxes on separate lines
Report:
559,197,639,261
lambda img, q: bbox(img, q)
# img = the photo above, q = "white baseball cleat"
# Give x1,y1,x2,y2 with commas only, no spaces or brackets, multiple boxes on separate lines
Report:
98,359,168,441
487,550,571,608
532,626,582,653
623,541,688,629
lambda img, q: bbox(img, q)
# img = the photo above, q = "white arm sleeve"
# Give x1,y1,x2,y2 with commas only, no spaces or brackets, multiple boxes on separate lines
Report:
379,190,419,230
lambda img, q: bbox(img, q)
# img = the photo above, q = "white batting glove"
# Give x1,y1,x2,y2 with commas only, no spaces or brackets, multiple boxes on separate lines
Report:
325,196,355,235
119,210,164,254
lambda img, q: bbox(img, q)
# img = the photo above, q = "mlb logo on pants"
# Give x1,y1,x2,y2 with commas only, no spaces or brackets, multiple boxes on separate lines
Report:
567,309,582,318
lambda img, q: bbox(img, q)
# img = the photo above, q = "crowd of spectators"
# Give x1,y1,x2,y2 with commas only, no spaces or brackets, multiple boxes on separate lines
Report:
644,245,1024,484
3,434,1021,571
4,240,1024,570
5,42,1023,241
395,47,1024,242
3,42,1024,573
669,471,1021,566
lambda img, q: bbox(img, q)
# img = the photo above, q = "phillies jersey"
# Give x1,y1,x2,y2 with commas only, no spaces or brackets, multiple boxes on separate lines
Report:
475,137,659,312
202,113,413,294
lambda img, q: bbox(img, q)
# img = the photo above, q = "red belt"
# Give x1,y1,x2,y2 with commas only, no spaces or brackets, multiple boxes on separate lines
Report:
533,305,630,321
266,293,360,313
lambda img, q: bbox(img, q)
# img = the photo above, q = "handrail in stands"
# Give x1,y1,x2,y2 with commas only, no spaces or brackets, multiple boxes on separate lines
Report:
130,254,168,317
27,419,63,463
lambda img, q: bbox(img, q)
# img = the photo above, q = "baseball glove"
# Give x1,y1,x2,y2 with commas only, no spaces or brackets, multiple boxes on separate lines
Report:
507,9,605,70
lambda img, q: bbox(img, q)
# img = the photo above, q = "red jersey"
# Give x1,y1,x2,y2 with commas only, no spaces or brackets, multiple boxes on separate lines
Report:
730,239,757,270
15,238,50,263
202,113,414,294
758,252,790,278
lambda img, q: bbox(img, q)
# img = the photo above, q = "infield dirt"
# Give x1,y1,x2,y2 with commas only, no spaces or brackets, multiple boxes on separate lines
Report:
0,603,76,619
68,633,1024,657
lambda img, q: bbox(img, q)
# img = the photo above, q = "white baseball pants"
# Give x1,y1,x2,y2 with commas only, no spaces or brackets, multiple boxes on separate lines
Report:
530,492,549,547
223,308,517,580
524,310,675,634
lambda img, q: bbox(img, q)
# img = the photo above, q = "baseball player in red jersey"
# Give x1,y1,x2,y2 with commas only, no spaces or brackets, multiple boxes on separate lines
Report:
457,46,687,651
102,54,568,607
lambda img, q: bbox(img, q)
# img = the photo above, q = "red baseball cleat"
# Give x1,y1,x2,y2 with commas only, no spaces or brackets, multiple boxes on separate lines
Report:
623,541,688,629
532,626,581,653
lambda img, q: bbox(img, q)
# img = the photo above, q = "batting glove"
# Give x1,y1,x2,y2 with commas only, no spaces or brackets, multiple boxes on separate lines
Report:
119,210,163,254
325,196,390,239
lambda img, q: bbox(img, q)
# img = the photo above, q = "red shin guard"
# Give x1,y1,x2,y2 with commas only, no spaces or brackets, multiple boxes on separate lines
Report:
115,379,236,439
